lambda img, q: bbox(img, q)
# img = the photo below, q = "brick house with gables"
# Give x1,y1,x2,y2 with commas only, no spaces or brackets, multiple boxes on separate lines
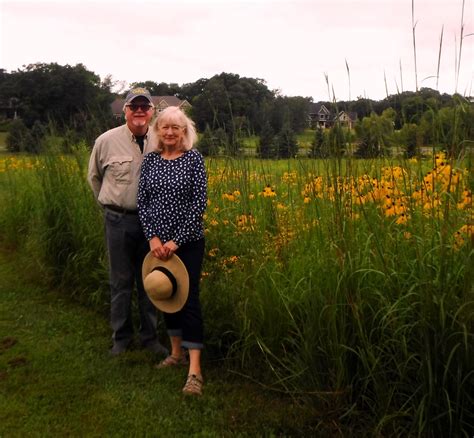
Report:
111,95,192,119
308,103,357,129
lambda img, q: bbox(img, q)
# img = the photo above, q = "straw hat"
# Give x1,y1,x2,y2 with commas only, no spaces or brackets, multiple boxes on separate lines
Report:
142,252,189,313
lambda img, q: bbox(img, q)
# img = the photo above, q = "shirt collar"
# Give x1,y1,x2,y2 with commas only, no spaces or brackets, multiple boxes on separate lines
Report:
125,124,148,142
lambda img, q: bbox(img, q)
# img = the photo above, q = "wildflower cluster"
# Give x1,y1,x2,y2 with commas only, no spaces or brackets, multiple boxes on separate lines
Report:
453,224,473,250
298,154,471,249
0,156,40,172
202,153,472,279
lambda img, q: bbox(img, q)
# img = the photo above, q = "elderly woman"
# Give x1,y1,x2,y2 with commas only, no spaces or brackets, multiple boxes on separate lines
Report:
137,106,207,396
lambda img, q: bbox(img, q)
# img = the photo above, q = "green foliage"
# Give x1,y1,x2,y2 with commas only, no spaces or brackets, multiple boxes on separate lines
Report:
270,96,311,134
310,126,326,157
129,80,181,97
0,251,319,437
400,122,419,157
5,119,29,152
0,63,115,150
0,118,13,131
355,110,395,158
0,63,113,129
436,99,474,156
191,73,273,134
196,124,220,156
188,73,312,142
275,125,298,158
223,132,243,157
256,121,276,158
1,63,472,158
0,148,107,300
1,151,473,435
327,123,347,157
5,119,46,153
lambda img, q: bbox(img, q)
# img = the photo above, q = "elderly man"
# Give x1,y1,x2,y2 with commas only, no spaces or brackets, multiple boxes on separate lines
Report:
88,88,168,357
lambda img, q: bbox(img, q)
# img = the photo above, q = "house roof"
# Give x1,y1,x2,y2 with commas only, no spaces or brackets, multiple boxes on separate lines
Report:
308,103,330,115
335,110,358,121
152,96,183,107
308,104,358,121
110,95,190,114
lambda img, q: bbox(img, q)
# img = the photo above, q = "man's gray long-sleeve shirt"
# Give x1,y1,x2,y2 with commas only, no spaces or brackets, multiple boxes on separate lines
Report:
87,124,157,210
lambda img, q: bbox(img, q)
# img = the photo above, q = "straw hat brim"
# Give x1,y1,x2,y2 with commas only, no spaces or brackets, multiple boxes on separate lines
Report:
142,252,189,313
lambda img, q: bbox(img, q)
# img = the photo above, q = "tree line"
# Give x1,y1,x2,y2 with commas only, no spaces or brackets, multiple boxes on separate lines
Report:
0,62,472,157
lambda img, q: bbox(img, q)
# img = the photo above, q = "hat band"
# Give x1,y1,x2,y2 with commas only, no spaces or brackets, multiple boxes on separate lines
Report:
151,266,178,297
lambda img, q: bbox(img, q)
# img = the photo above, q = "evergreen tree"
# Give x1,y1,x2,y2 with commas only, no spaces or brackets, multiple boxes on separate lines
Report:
275,125,298,158
6,119,31,152
400,123,419,157
310,126,329,157
327,123,346,157
197,125,219,156
27,120,46,153
257,121,276,158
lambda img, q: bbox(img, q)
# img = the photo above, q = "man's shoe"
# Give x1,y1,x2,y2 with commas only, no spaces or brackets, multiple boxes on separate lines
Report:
109,342,130,357
143,341,169,357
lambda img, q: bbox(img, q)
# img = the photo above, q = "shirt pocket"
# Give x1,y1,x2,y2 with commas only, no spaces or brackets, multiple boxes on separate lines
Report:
105,155,133,184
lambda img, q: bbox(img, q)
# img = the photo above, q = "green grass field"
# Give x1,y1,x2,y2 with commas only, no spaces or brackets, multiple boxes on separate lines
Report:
0,249,320,437
0,150,472,436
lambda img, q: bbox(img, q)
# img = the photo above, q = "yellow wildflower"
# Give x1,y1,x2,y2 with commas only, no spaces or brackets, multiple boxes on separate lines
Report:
396,213,409,224
457,190,472,210
208,248,219,257
222,192,236,202
453,224,473,250
262,185,277,197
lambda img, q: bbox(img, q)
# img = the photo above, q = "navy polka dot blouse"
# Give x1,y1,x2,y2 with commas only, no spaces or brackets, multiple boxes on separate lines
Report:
137,149,207,246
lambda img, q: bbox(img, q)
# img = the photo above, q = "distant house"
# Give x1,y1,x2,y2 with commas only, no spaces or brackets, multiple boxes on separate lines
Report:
334,110,358,130
308,103,332,129
0,97,20,120
308,103,357,129
111,95,192,119
152,96,192,113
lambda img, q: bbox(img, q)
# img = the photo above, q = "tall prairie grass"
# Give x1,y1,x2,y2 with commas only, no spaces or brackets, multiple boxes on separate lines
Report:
0,143,109,305
1,144,472,435
1,0,472,431
205,151,472,435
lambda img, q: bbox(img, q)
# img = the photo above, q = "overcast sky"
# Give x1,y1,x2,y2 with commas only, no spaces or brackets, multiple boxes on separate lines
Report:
1,0,472,101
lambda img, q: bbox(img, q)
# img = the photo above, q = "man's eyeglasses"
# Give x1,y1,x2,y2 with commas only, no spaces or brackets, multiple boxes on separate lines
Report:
126,104,153,112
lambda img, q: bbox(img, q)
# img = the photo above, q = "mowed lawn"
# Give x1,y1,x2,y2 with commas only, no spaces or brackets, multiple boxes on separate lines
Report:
0,249,319,437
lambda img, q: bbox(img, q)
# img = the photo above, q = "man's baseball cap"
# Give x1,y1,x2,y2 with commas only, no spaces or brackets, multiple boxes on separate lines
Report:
124,87,153,105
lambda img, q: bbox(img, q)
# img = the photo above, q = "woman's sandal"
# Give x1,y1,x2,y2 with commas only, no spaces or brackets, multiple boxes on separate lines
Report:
182,374,203,396
155,354,189,369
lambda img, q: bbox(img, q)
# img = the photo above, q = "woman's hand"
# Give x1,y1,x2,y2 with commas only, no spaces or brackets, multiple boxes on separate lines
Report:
149,236,168,260
162,240,179,260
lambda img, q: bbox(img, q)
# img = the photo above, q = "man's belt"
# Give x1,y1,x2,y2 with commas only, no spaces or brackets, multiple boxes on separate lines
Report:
104,205,138,215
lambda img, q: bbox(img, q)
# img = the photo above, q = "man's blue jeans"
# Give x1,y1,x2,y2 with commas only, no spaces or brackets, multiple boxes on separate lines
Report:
104,209,158,348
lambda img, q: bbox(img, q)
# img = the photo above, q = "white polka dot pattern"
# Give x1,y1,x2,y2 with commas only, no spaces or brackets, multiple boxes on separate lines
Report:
137,149,207,246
